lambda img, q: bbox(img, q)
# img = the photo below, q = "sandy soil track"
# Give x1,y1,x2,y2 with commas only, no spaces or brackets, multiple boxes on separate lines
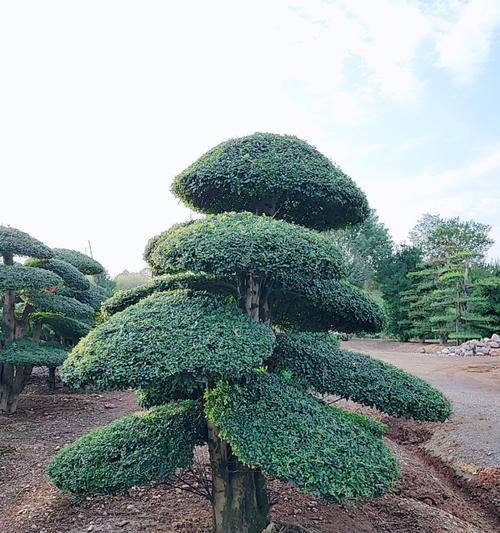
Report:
343,339,500,475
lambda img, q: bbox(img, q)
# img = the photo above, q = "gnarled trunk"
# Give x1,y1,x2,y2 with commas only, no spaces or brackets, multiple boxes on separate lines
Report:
209,272,272,532
0,363,32,414
208,423,270,533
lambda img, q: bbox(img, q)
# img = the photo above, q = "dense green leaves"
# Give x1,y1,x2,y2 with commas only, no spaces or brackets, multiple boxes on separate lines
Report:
205,373,397,502
52,249,104,275
0,339,68,367
76,283,108,311
47,401,206,495
28,291,95,320
172,133,369,230
272,277,383,333
26,258,90,291
62,290,275,391
146,213,345,282
0,226,53,259
0,264,63,291
101,272,234,318
271,332,452,421
31,312,92,341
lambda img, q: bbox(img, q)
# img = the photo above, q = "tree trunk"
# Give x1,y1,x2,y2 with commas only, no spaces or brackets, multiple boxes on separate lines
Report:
208,423,271,533
47,366,57,391
211,271,272,531
0,363,31,414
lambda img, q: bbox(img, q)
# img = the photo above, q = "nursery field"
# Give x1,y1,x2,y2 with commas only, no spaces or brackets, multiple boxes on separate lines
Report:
1,342,499,533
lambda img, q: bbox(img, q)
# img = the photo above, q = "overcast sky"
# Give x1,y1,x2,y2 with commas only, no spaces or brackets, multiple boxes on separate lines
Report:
1,0,499,275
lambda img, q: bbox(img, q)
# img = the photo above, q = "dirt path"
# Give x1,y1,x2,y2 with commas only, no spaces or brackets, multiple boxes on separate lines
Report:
0,367,499,532
343,339,500,476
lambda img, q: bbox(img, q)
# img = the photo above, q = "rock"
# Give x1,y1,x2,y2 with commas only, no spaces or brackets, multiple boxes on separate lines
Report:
464,350,474,357
489,341,499,348
492,333,500,342
420,347,426,353
490,349,500,357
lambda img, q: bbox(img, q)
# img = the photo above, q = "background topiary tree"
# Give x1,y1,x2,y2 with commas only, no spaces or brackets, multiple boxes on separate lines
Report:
0,227,106,413
48,133,451,533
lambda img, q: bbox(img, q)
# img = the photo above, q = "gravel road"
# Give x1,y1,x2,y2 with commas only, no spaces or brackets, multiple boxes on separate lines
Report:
344,338,500,475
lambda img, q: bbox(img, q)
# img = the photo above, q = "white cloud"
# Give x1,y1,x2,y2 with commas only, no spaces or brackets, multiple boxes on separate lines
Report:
365,146,500,259
434,0,500,84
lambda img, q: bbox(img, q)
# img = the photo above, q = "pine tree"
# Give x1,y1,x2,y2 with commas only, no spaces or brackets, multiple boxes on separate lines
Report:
0,228,105,413
47,133,451,533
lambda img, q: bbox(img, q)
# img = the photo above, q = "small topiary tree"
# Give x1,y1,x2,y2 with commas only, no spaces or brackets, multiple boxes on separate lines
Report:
48,133,451,533
0,227,106,413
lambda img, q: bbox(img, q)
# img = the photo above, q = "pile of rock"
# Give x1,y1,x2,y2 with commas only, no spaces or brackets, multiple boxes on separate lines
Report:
438,334,500,357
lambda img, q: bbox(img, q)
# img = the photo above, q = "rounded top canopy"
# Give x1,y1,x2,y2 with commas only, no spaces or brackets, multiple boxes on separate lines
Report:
0,226,53,259
53,248,104,275
172,133,369,230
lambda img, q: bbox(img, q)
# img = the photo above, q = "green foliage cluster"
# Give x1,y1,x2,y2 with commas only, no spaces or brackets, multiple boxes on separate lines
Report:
409,214,493,260
327,210,393,289
270,332,451,421
101,272,233,318
402,252,498,342
146,212,345,282
47,401,206,495
272,277,383,333
205,373,398,502
62,290,275,391
28,291,95,320
31,312,92,341
26,258,90,291
172,132,369,230
0,264,63,291
0,226,53,259
0,339,68,367
329,405,387,438
378,245,422,341
53,248,104,275
76,282,108,311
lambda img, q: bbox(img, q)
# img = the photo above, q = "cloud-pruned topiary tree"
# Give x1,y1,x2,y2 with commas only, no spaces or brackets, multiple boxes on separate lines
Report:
0,226,106,413
48,133,451,533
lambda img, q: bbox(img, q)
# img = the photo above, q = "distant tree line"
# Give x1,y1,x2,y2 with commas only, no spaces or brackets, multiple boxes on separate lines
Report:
329,212,499,342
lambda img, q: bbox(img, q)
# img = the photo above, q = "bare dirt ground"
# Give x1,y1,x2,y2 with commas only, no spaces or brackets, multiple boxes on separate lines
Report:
0,363,499,533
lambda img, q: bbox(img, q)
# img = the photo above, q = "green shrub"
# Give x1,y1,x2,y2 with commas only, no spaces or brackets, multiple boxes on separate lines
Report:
62,290,275,391
205,373,397,502
100,272,234,318
146,212,345,282
47,401,206,495
271,331,451,421
0,339,68,367
272,277,384,333
0,264,63,291
52,248,104,275
28,291,95,320
26,258,90,291
172,132,369,230
0,226,53,258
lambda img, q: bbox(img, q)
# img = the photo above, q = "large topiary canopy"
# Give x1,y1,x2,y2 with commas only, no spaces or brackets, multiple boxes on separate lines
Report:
100,272,233,319
205,373,398,502
145,212,345,281
270,332,452,421
47,401,206,495
0,264,63,292
172,133,369,230
0,226,53,259
27,291,95,320
62,290,275,391
52,248,104,275
26,258,90,291
0,339,68,367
